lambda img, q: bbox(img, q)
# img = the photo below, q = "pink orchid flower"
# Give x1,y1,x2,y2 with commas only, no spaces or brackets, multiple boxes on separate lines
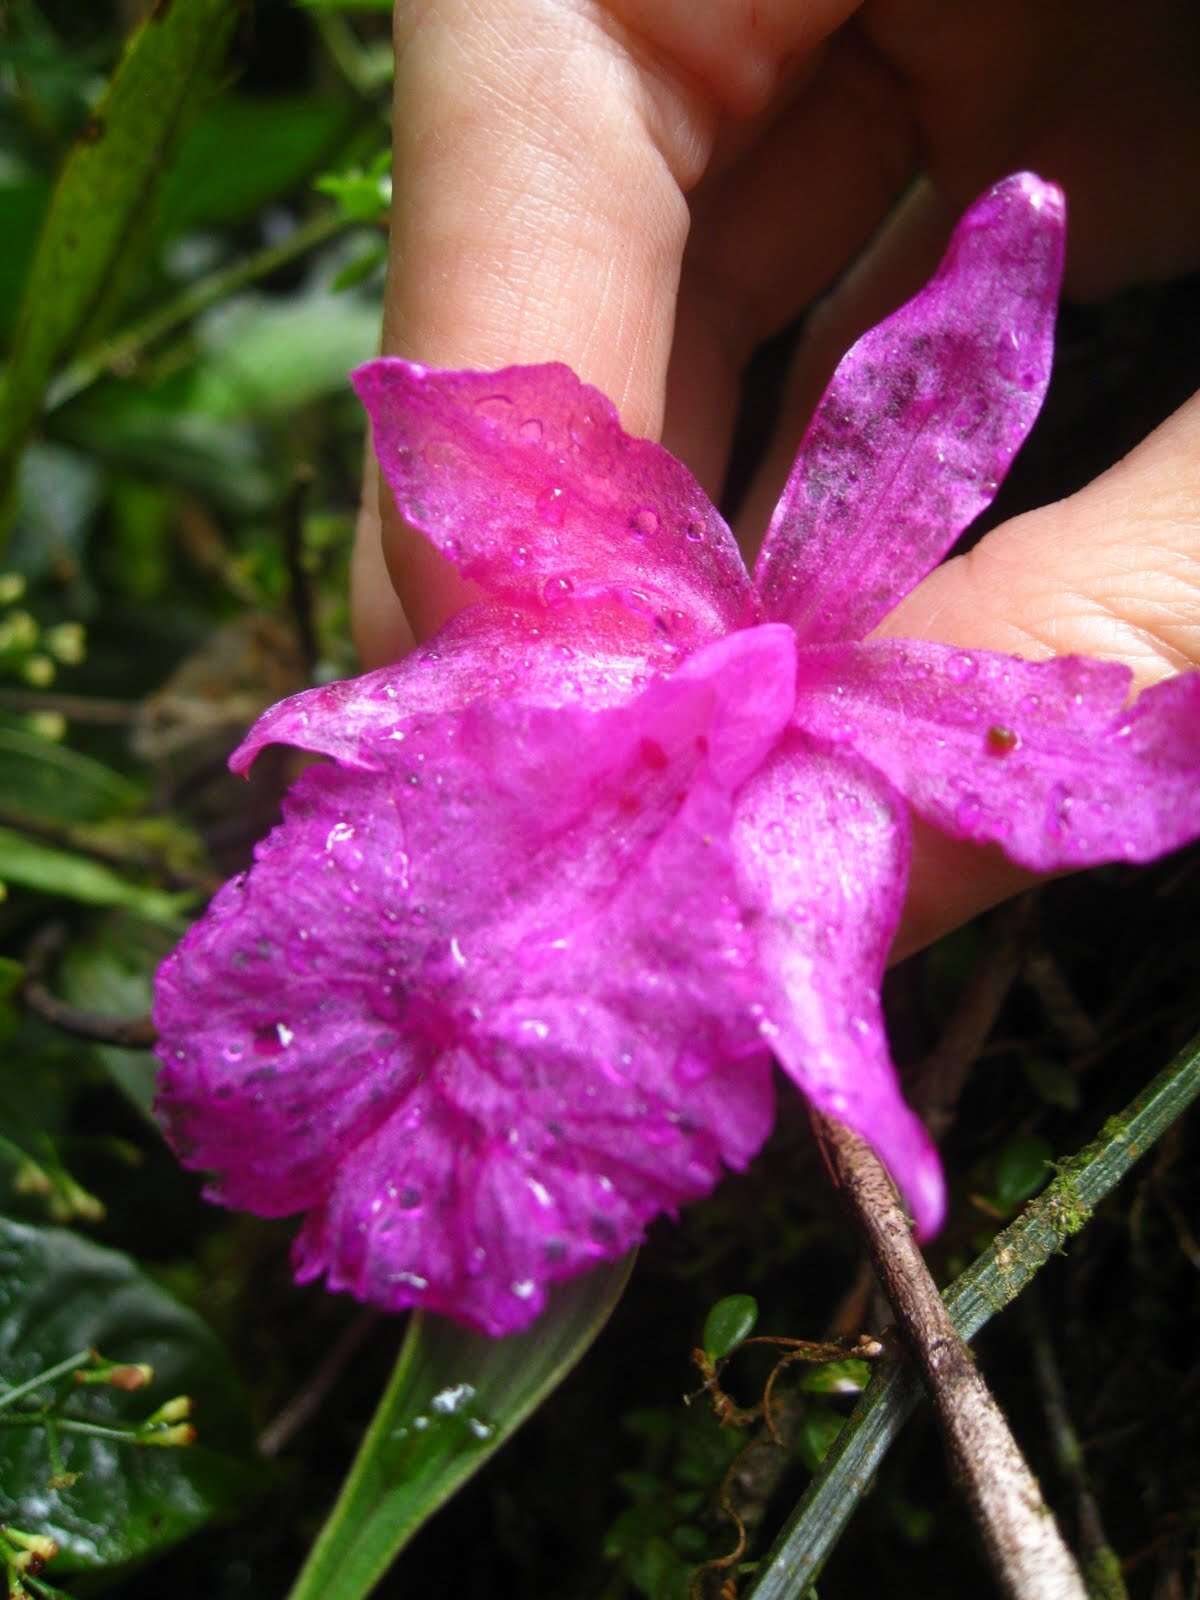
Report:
154,173,1200,1336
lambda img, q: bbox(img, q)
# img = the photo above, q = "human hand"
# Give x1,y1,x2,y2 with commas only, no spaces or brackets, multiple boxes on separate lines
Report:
353,0,1200,954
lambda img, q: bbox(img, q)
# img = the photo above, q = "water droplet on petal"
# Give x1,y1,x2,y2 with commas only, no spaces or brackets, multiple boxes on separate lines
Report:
541,575,574,606
684,521,704,543
536,486,566,526
946,651,978,684
511,1278,536,1300
474,394,513,424
955,792,984,830
1046,782,1073,837
629,506,659,539
519,417,544,443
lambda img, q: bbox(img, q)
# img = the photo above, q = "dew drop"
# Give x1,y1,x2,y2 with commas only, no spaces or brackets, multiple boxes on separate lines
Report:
684,521,704,543
474,394,513,424
519,417,544,443
955,792,984,830
221,1041,245,1064
536,486,566,527
763,820,787,854
1046,782,1073,837
541,574,574,606
510,1278,536,1300
946,651,978,684
629,506,659,539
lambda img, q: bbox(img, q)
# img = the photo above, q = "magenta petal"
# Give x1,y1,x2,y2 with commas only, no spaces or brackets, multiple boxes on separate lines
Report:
155,627,796,1333
796,640,1200,871
354,358,755,639
731,735,944,1236
231,600,685,775
754,173,1065,643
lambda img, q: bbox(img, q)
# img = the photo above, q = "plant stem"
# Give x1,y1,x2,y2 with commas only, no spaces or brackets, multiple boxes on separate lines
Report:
0,1351,92,1413
815,1113,1086,1599
45,209,348,412
746,1027,1200,1600
1025,1291,1129,1600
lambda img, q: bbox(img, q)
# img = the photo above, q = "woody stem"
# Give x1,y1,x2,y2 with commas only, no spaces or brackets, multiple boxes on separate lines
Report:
813,1113,1087,1600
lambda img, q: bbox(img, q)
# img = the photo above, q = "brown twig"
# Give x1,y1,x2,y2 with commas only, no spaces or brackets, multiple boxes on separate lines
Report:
282,465,319,681
913,893,1038,1139
813,1112,1088,1600
257,1310,379,1458
0,689,137,724
22,924,157,1049
1025,1290,1129,1600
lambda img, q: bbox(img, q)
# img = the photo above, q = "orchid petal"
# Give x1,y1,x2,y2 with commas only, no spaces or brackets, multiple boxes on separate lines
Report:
355,359,754,639
156,626,796,1333
754,173,1065,644
796,640,1200,871
731,735,944,1236
232,600,683,775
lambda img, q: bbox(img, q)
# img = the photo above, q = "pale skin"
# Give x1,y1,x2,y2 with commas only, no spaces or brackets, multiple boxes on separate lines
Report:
353,0,1200,957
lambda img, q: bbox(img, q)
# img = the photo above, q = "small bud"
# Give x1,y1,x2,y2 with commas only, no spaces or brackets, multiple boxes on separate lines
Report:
12,1159,52,1197
27,711,67,742
0,610,37,652
4,1527,60,1576
76,1360,153,1392
44,622,85,665
20,654,55,688
143,1394,192,1427
138,1421,196,1449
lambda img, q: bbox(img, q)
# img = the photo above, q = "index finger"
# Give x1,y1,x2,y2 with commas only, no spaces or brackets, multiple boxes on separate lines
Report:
356,0,858,657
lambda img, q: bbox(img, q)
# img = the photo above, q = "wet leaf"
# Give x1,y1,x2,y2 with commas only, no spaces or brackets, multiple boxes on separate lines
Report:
287,1255,632,1600
0,1216,263,1574
0,825,189,923
701,1293,758,1361
0,0,240,514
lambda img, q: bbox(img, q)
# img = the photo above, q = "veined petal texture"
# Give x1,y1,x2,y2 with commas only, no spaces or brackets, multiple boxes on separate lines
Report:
731,736,943,1236
795,639,1200,871
754,173,1064,644
355,359,755,641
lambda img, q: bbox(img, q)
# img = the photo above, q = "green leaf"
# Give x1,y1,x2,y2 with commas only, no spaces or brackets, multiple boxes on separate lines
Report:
181,289,381,421
287,1255,633,1600
0,825,189,923
1021,1056,1081,1112
701,1293,758,1361
991,1134,1054,1212
0,0,239,511
0,1217,262,1575
795,1404,846,1472
158,96,352,235
57,916,175,1120
0,727,141,823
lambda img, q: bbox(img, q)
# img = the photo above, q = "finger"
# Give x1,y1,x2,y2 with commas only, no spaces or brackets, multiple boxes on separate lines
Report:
350,454,415,667
734,176,958,553
367,0,871,652
888,387,1200,957
666,28,917,493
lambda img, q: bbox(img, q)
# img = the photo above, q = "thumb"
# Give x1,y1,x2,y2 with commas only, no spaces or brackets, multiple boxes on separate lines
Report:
884,389,1200,956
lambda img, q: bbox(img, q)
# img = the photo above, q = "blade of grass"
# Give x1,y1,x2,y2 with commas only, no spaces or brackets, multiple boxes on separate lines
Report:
0,0,239,525
745,1028,1200,1600
286,1253,633,1600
